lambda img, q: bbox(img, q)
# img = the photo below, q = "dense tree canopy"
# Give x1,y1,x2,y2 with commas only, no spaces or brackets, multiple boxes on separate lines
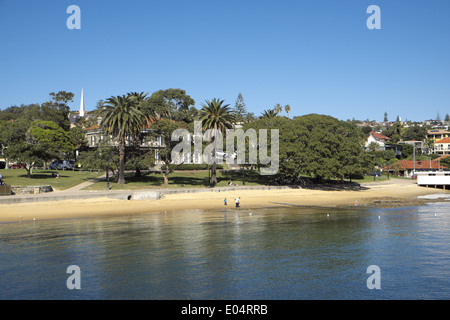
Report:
244,114,370,181
0,87,393,185
140,88,196,122
400,125,428,141
6,120,73,177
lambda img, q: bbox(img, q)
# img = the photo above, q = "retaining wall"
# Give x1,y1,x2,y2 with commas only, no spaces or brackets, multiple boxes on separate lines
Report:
11,185,53,195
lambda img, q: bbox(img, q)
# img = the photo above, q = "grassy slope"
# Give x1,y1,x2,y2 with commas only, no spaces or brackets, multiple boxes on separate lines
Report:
1,168,391,192
0,169,103,191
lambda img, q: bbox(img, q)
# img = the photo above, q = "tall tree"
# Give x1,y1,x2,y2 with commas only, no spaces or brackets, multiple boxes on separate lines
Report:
274,104,283,115
125,147,156,178
245,114,369,182
78,143,119,176
69,126,88,160
0,120,29,169
7,120,73,177
382,121,403,143
293,114,368,181
29,120,74,157
233,93,247,123
141,89,195,121
401,125,427,141
151,119,185,185
100,95,149,185
384,112,388,122
285,104,291,118
40,91,74,131
199,98,235,185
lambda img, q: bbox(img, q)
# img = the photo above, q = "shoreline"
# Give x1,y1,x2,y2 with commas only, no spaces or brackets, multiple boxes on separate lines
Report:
0,180,448,223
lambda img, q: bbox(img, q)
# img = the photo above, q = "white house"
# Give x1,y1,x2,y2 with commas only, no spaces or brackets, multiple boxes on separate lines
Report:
434,138,450,156
365,131,391,150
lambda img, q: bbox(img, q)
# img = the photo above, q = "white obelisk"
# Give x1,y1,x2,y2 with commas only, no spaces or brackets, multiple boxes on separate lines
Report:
79,88,85,117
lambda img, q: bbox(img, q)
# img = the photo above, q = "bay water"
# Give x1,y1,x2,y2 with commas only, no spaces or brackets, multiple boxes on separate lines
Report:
0,196,449,300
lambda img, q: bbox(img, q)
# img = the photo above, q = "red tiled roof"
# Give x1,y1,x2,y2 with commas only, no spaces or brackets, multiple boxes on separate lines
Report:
370,131,391,141
436,137,450,144
383,160,446,170
84,124,99,131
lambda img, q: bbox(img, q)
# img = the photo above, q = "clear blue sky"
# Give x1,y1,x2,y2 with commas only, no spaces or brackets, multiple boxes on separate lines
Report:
1,0,449,122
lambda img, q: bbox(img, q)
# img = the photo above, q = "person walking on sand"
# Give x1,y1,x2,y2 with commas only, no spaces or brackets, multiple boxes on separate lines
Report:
224,197,227,206
235,197,240,209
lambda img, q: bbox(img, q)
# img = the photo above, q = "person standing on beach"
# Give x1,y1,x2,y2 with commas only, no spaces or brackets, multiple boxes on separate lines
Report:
224,197,227,206
235,197,240,208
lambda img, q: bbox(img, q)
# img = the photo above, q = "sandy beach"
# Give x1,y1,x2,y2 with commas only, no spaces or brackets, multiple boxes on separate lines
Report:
0,179,447,223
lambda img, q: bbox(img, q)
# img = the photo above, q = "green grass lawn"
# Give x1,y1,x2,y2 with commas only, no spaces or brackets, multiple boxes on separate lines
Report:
84,170,394,191
0,167,392,192
0,169,103,191
83,169,272,191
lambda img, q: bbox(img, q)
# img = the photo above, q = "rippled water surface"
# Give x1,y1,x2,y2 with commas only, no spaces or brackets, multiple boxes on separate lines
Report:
0,200,449,299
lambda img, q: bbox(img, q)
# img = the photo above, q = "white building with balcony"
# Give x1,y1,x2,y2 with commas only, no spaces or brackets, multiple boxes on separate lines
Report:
434,138,450,156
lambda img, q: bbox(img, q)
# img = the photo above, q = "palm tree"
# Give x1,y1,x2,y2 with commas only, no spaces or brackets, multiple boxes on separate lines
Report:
285,104,291,118
127,91,148,100
199,98,235,185
261,109,277,119
274,103,283,115
100,95,149,185
127,92,149,109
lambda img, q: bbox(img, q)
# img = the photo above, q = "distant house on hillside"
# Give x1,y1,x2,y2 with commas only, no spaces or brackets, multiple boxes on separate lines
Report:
427,129,450,142
365,131,402,156
383,160,447,177
424,119,443,127
434,137,450,156
365,131,391,150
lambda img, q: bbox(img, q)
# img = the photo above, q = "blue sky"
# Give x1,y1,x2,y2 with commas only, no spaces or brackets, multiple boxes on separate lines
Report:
1,0,449,122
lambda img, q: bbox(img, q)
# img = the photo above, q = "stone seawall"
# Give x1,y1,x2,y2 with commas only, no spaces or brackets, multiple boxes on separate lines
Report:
0,190,162,204
11,185,53,195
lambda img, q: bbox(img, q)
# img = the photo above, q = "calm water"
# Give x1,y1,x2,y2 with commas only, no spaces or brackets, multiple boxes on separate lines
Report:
0,198,449,300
